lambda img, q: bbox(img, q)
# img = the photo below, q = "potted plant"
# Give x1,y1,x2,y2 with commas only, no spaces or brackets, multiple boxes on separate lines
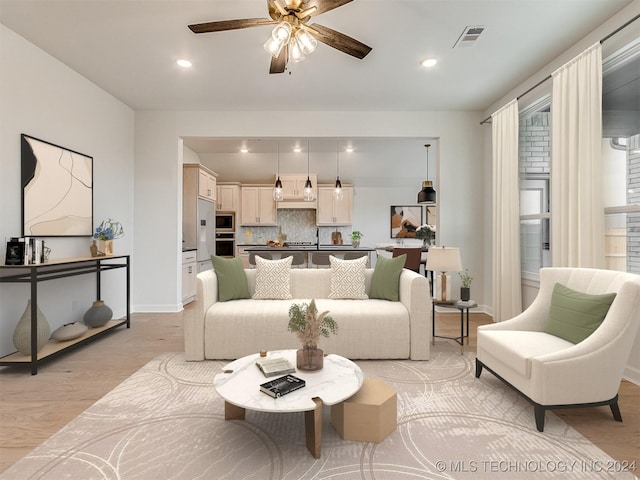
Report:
92,218,124,256
459,268,473,301
288,299,338,370
415,224,436,247
350,230,363,248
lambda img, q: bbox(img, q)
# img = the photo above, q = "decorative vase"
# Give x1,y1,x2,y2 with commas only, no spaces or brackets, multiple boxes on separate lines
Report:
83,300,113,328
351,240,360,248
13,300,51,355
296,346,324,371
98,240,113,256
461,287,471,301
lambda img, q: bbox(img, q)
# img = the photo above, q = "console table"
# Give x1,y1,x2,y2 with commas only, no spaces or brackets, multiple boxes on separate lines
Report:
0,255,130,375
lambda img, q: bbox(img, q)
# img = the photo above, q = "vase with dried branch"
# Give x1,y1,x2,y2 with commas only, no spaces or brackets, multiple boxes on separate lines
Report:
288,299,338,371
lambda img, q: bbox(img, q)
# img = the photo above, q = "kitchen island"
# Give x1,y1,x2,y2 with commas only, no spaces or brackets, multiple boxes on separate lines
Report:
244,245,375,267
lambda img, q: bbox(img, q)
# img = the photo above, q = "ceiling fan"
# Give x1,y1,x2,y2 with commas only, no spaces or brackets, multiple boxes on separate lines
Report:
188,0,372,74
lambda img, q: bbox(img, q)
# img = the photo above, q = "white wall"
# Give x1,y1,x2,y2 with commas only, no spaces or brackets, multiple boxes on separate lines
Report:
0,25,134,357
133,110,488,312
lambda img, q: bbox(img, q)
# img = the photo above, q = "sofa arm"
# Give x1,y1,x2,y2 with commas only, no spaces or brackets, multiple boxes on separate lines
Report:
184,270,218,361
399,270,431,360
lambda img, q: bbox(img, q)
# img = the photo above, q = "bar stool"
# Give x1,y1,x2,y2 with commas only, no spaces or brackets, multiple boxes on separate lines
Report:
248,252,272,268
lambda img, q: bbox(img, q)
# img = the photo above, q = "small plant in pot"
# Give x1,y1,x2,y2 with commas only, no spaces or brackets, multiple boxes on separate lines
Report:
350,230,363,248
288,299,338,371
459,268,473,301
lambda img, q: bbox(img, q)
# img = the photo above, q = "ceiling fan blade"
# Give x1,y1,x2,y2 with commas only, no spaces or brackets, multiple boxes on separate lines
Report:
188,18,277,34
269,46,288,74
307,23,372,59
303,0,353,17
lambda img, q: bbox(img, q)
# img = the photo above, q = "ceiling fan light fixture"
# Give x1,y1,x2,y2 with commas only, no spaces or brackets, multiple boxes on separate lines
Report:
272,21,292,44
289,36,305,63
296,28,317,55
263,36,285,58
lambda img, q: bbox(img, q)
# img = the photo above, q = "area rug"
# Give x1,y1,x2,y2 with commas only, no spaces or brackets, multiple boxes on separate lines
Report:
2,347,637,480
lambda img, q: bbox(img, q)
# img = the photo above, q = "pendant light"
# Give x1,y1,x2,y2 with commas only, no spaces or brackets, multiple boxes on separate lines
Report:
273,141,283,201
333,141,343,200
417,143,437,205
303,139,315,202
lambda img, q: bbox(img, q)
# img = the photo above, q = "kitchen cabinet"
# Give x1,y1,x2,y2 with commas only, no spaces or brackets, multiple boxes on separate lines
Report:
198,167,217,202
236,246,251,268
276,173,318,209
216,183,241,212
241,186,277,226
317,185,353,225
182,250,197,304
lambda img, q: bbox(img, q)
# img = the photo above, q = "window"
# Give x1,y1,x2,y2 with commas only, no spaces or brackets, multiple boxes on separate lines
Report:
602,35,640,273
519,98,551,274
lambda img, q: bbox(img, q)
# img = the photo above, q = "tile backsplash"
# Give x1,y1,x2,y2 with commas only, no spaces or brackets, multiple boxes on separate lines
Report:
239,209,352,245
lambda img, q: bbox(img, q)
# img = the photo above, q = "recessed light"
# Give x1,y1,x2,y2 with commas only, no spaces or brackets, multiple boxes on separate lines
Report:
177,59,192,68
293,147,302,153
345,146,354,153
421,58,437,68
240,147,249,153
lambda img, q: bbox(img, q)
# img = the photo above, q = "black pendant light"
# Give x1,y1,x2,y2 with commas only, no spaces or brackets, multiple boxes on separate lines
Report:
273,141,283,201
333,141,343,200
417,143,436,205
303,139,315,202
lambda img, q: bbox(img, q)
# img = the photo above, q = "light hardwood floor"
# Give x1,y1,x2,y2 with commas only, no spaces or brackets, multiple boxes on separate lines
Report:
0,305,638,474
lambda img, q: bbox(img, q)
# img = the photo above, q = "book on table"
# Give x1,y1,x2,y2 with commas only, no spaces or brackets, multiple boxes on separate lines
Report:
255,356,296,377
260,374,306,398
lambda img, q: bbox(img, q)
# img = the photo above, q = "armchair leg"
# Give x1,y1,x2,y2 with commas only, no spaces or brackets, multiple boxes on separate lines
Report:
475,359,483,378
610,398,623,422
534,405,546,432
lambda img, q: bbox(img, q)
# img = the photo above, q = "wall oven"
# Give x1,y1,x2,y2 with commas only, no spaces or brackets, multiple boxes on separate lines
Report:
215,232,236,258
216,213,235,232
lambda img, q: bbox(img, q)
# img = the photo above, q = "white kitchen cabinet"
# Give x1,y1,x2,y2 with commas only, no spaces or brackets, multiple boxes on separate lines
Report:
216,183,241,212
236,246,251,268
279,173,317,200
198,168,217,202
241,186,277,226
182,250,197,304
317,185,353,225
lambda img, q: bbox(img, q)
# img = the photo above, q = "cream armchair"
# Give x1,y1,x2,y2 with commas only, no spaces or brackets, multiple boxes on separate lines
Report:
476,267,640,432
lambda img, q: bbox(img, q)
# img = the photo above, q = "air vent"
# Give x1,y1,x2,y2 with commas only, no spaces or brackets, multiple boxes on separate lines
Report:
453,25,485,48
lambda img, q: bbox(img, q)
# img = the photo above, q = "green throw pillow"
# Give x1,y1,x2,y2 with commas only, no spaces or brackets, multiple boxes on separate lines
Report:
210,256,250,302
369,254,406,301
544,283,616,344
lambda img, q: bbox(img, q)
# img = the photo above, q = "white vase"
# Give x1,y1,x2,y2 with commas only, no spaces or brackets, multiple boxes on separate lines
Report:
13,300,51,355
98,240,113,256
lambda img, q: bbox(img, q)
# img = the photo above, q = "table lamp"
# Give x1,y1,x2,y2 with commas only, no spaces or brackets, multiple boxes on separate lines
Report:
425,246,462,302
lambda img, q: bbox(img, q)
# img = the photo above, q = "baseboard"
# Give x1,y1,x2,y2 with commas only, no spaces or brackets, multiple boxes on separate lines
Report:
623,365,640,386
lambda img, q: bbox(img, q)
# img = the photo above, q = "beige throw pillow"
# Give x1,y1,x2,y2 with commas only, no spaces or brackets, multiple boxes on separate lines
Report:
253,256,293,299
328,255,369,299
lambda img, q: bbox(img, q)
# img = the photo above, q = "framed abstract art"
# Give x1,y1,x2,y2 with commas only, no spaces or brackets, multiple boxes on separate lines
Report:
21,134,93,237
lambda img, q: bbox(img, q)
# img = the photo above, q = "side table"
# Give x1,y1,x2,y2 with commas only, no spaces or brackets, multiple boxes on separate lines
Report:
432,299,477,354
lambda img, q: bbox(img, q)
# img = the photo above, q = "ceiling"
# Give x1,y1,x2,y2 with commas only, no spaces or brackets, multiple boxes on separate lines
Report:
0,0,633,112
1,0,637,184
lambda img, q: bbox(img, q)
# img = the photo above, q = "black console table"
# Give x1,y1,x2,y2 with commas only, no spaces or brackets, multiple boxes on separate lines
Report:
0,255,130,374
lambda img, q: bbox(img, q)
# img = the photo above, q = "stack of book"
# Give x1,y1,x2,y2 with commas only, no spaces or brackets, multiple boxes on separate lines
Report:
5,237,46,265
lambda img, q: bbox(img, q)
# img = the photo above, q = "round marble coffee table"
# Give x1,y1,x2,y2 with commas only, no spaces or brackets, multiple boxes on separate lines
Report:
214,349,363,458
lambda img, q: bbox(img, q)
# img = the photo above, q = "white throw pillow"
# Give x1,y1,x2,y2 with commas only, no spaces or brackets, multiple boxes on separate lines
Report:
328,255,369,299
253,256,293,299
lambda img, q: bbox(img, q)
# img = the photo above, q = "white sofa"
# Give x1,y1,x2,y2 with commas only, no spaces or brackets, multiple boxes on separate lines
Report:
476,267,640,431
185,268,431,361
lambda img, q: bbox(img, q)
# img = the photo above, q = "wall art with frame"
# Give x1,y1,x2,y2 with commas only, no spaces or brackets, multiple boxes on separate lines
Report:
390,205,423,238
21,134,93,236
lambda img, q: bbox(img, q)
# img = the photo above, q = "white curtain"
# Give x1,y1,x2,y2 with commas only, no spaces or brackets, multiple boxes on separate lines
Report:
492,99,522,322
551,43,605,268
